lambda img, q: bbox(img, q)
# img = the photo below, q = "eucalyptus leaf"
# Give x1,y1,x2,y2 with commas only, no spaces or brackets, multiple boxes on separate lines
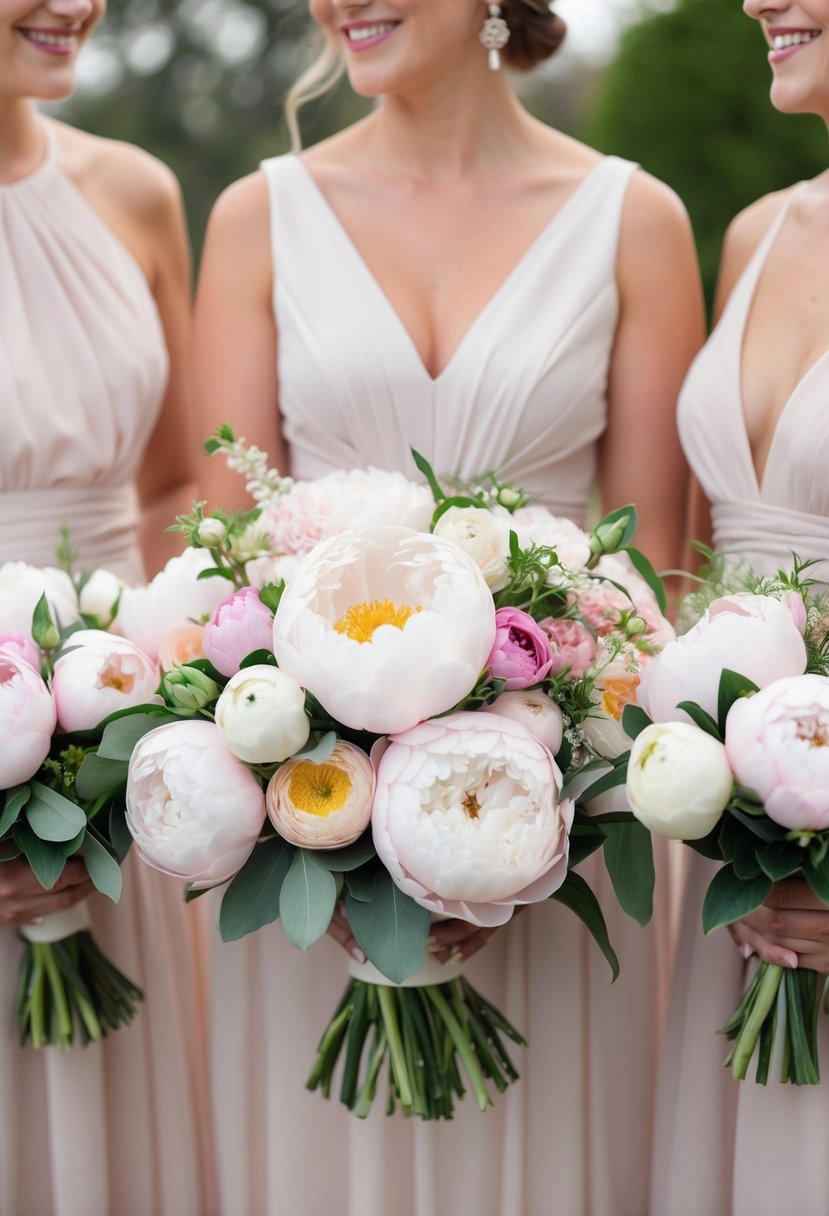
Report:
0,785,31,837
702,865,772,935
279,850,337,952
757,841,805,883
551,871,619,981
79,834,123,902
293,731,337,765
108,802,134,863
345,875,430,983
26,783,87,842
98,713,176,762
602,819,655,926
344,863,382,903
13,821,66,889
312,833,376,873
75,753,128,802
220,838,293,942
803,859,829,907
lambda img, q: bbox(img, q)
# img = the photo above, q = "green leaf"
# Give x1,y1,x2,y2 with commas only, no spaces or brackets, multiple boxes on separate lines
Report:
219,838,293,941
567,823,607,868
26,782,87,842
717,669,760,734
311,833,376,873
31,592,59,649
719,816,762,880
757,841,805,883
239,648,278,670
702,864,772,934
279,849,338,951
75,753,129,802
108,802,134,862
410,447,446,502
577,759,629,802
197,566,235,582
345,874,431,983
13,821,66,889
0,785,31,837
551,871,619,981
594,504,638,551
98,713,175,762
344,863,382,903
293,731,337,765
625,546,667,614
676,701,722,739
79,833,122,902
803,859,829,907
621,704,652,740
601,819,655,926
728,805,785,843
257,581,284,615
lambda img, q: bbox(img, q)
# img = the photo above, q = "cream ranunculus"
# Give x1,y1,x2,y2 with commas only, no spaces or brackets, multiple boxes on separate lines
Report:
215,664,310,764
126,719,265,887
372,711,573,926
51,630,160,732
272,526,496,735
118,549,228,662
627,721,734,839
266,740,374,848
432,506,512,591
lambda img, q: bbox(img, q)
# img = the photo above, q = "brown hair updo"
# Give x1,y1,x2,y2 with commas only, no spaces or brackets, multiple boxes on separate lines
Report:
501,0,567,70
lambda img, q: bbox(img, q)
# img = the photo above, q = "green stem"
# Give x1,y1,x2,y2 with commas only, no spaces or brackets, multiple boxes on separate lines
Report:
41,945,73,1048
729,963,784,1081
377,986,414,1112
426,983,492,1112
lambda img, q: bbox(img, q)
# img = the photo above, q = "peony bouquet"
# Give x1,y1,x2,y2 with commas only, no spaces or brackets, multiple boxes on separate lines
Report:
0,556,176,1049
618,557,829,1084
112,427,673,1118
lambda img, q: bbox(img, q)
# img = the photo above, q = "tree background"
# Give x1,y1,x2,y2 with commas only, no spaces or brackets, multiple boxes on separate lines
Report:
57,0,827,300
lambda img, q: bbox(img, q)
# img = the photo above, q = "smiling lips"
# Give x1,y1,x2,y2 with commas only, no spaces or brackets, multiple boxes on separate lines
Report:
16,26,80,56
342,21,400,52
767,26,822,62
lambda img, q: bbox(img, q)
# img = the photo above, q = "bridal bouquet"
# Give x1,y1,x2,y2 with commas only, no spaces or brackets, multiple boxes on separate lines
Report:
619,557,829,1084
114,426,672,1118
0,556,165,1049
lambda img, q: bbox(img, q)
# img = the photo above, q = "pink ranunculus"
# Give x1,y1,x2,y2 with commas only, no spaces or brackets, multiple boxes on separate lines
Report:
0,632,40,672
487,607,553,690
202,587,275,678
0,649,56,787
126,720,265,887
639,593,807,725
725,675,829,831
540,618,597,679
51,630,160,732
372,711,573,926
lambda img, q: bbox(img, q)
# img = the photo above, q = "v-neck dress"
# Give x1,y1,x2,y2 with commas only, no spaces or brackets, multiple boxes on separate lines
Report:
0,124,213,1216
652,191,829,1216
206,151,677,1216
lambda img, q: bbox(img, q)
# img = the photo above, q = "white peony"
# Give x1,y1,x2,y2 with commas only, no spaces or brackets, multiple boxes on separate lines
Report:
215,665,310,764
118,549,228,662
627,721,733,839
0,648,56,787
0,562,76,639
51,630,160,732
510,506,592,572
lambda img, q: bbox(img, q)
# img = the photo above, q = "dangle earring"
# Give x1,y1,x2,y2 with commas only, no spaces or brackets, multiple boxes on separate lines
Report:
479,3,510,71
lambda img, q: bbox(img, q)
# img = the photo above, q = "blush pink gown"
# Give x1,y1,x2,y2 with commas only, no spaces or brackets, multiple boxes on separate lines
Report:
0,123,214,1216
206,153,678,1216
652,191,829,1216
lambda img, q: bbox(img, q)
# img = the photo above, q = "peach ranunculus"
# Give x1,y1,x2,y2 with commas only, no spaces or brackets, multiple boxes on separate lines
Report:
372,711,573,927
158,624,205,671
266,740,375,849
126,719,265,887
272,526,495,735
581,654,642,759
639,593,807,725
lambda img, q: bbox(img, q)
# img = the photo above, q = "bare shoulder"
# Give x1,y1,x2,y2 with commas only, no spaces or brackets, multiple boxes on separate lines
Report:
717,188,791,301
205,169,270,241
200,170,272,299
619,168,695,249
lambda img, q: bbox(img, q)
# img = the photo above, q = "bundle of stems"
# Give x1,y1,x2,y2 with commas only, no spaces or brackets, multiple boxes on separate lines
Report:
719,962,827,1085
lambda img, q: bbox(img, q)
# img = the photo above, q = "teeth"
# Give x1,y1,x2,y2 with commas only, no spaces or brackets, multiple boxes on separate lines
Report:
772,30,820,50
21,30,76,47
347,23,396,43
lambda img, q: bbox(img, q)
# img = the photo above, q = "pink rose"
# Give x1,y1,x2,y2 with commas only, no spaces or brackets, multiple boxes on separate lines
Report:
487,608,553,690
639,593,807,724
202,587,275,678
52,630,160,732
725,674,829,831
0,649,56,787
540,618,596,679
0,632,40,672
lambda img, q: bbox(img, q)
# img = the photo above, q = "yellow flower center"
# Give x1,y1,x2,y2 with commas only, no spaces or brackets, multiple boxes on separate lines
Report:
795,714,829,748
97,658,136,694
601,676,639,722
334,598,420,644
288,761,353,818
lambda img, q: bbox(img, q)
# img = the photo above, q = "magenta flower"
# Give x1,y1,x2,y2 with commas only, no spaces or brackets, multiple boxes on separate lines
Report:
487,608,553,690
202,587,275,678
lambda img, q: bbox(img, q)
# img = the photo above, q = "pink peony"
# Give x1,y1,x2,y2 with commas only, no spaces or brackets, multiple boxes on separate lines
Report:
639,593,807,725
0,632,40,672
0,649,56,787
725,674,829,831
487,607,553,690
202,587,275,678
540,618,596,679
52,630,160,732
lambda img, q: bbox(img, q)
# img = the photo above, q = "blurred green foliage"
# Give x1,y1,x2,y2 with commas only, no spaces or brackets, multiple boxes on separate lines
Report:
587,0,827,310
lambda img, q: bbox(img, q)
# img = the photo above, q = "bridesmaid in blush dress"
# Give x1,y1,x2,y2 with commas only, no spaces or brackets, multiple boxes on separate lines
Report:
0,2,214,1214
193,2,704,1213
651,0,829,1212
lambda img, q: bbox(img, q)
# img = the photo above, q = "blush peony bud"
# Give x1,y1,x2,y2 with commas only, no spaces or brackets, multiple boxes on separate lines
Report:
627,721,733,840
0,649,56,787
266,740,374,849
202,587,275,678
215,664,310,764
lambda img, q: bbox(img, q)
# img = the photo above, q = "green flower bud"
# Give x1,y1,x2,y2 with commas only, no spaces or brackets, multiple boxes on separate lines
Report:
161,665,221,711
31,593,60,650
589,515,630,558
198,517,228,549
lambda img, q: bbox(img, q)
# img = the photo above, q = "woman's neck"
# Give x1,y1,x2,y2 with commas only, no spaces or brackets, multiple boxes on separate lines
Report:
0,100,46,184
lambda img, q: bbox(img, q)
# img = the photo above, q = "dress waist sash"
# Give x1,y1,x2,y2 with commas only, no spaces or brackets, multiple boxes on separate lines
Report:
0,484,142,579
712,500,829,585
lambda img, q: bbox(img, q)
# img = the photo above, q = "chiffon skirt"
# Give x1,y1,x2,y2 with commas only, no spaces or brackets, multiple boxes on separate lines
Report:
652,854,829,1216
0,857,215,1216
207,846,679,1216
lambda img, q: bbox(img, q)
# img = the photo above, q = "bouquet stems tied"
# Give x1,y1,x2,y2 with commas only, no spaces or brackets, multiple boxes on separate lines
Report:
16,932,143,1051
307,977,526,1120
719,961,824,1085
